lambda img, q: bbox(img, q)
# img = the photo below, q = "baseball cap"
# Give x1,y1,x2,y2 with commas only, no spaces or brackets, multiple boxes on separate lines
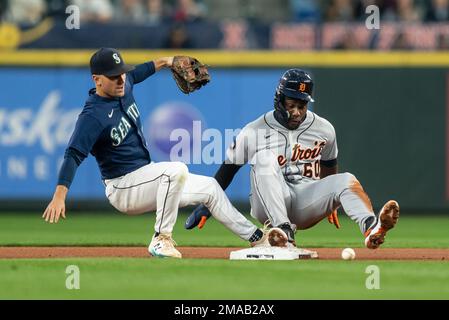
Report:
90,48,135,77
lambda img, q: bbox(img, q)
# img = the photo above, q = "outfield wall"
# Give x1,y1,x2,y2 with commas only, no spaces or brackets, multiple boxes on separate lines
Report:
0,51,448,210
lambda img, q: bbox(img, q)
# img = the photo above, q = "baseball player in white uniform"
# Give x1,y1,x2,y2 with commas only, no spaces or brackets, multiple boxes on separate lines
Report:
185,69,400,249
42,48,286,259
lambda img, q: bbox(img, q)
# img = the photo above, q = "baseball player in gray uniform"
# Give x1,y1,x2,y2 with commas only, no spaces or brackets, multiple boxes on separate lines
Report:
185,69,400,250
42,48,286,259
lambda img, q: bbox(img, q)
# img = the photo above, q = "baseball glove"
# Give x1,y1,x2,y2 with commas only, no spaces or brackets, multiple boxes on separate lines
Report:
171,56,210,94
184,204,211,229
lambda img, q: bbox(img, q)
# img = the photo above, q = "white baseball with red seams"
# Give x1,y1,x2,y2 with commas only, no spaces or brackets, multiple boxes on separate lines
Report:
341,248,356,260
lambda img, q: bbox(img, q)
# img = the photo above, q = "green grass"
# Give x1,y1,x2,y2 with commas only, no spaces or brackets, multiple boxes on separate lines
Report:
0,259,448,299
0,212,448,248
0,212,448,299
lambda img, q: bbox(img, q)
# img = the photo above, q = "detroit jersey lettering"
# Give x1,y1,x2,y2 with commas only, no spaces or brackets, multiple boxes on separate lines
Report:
226,110,337,183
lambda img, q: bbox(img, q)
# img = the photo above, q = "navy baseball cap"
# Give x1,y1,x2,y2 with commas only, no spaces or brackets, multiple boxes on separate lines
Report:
90,48,135,76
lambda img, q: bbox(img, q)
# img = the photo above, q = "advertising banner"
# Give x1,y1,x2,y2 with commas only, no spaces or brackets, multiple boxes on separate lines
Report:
0,68,285,200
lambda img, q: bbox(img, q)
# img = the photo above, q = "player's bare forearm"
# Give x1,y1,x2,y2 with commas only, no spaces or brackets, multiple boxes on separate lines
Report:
42,185,68,223
53,185,68,199
320,164,338,179
153,57,174,71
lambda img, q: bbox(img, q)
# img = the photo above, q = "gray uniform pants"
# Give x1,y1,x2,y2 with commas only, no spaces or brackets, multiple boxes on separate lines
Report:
249,149,375,233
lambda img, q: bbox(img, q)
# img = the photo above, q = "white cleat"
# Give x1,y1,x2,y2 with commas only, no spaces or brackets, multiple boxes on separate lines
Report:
364,200,400,249
148,233,182,258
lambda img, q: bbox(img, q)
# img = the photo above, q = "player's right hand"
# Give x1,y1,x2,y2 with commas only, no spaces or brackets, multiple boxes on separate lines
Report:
327,210,340,229
42,198,66,224
184,204,212,229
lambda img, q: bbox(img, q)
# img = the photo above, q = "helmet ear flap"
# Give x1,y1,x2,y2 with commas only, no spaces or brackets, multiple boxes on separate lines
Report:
274,90,290,121
273,88,280,109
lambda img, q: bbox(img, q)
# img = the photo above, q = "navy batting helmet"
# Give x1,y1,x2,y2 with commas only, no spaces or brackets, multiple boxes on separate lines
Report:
273,69,314,125
275,68,314,105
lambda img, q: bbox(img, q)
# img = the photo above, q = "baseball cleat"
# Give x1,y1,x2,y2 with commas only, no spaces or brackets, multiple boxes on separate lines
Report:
277,222,297,246
148,233,182,258
251,227,288,247
364,200,400,249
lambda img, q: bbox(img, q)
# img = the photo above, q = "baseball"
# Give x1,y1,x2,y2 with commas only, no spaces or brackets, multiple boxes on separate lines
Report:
341,248,356,260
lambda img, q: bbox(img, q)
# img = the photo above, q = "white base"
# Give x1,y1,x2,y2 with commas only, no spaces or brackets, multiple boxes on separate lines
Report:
229,246,318,260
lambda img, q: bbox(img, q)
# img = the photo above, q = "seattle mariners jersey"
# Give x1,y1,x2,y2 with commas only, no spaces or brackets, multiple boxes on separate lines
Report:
66,62,155,180
226,110,338,183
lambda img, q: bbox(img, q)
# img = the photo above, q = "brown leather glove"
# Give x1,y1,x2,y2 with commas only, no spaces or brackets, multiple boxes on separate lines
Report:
171,56,210,94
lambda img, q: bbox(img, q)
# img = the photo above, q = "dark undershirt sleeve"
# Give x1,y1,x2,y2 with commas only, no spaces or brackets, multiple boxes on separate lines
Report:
320,158,338,168
57,148,87,188
214,162,243,190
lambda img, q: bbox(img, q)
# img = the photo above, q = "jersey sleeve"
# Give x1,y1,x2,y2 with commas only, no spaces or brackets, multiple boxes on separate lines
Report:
67,113,104,157
321,123,338,161
127,61,156,85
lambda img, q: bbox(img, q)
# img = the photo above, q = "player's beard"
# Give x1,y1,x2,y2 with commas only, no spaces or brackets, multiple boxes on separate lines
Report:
287,121,300,130
288,113,305,129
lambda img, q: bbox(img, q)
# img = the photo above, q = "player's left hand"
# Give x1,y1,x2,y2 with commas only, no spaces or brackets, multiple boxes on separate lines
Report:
184,204,212,229
171,56,210,94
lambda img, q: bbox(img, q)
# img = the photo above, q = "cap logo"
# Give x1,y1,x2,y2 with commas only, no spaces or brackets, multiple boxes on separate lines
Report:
112,53,121,64
299,83,306,92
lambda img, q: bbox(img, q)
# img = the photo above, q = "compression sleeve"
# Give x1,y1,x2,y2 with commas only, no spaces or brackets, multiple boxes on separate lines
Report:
57,148,87,188
214,162,243,190
320,158,338,168
128,61,156,85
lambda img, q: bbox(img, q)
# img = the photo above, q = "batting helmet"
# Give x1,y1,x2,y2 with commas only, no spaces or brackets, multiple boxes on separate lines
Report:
274,69,314,122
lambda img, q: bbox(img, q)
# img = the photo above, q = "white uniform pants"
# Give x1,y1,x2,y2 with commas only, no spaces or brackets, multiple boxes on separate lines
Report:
249,149,375,233
105,162,256,240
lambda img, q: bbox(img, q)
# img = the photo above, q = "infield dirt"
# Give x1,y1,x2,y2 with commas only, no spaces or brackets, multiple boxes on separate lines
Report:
0,247,447,260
